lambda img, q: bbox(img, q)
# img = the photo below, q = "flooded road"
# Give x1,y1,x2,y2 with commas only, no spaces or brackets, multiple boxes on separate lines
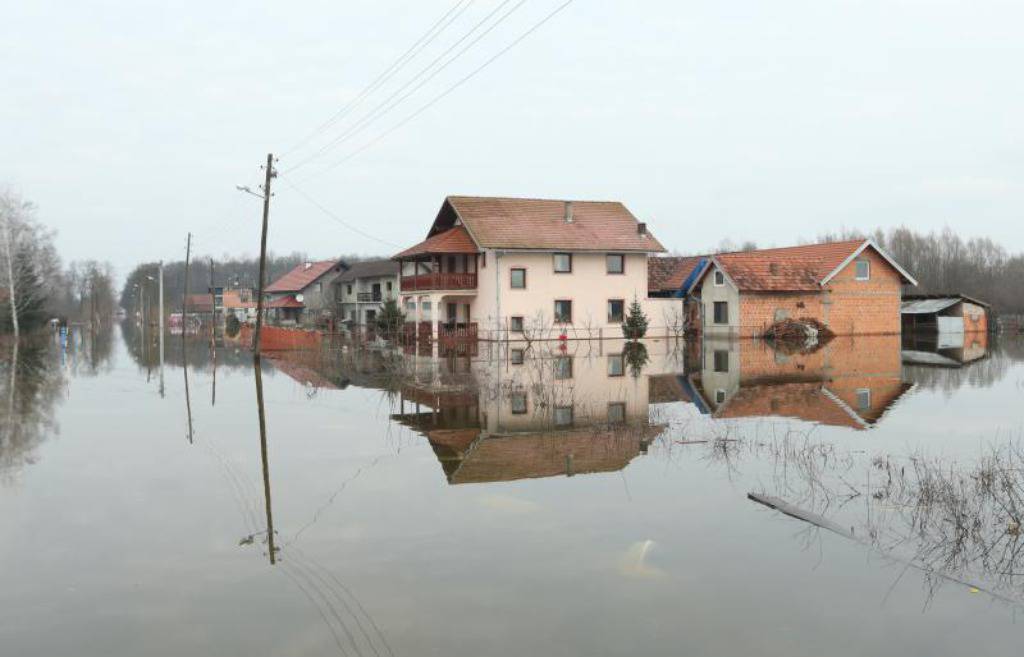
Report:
1,325,1022,656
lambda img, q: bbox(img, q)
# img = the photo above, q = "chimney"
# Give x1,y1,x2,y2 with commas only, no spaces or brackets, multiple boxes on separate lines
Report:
637,222,647,235
564,201,574,224
304,261,312,270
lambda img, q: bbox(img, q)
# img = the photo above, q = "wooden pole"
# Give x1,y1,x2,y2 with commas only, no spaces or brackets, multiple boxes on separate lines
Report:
254,153,275,354
182,232,192,342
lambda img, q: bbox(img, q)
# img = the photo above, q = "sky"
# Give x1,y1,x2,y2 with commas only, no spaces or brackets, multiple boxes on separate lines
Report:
2,0,1023,278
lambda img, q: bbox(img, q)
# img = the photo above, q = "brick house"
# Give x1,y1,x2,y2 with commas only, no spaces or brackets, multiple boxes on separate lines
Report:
689,239,917,337
392,196,669,341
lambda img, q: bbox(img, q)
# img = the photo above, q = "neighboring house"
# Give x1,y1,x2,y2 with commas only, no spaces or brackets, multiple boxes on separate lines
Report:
222,288,257,321
392,196,667,340
688,239,917,337
901,294,989,336
647,255,708,332
333,259,401,327
264,260,348,326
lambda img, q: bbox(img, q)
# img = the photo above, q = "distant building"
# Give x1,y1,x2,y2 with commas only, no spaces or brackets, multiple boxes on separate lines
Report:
688,239,917,337
332,259,400,327
392,196,670,341
647,255,708,331
222,288,257,321
263,260,348,327
901,294,989,336
183,293,214,315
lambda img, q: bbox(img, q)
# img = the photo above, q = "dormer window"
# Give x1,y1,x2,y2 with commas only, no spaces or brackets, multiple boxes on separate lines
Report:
714,270,725,286
855,259,871,280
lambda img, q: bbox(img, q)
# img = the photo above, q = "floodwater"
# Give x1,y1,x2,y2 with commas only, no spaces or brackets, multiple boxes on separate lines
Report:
1,324,1023,656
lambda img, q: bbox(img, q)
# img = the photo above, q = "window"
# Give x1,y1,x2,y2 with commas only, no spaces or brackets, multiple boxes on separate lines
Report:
510,268,526,289
856,388,871,411
607,354,624,377
713,301,729,324
715,389,727,404
855,259,871,280
553,253,572,273
510,348,525,365
608,402,626,424
405,299,416,311
714,270,725,286
713,350,729,373
554,300,573,323
554,356,573,380
607,299,625,323
510,316,524,333
386,281,392,292
511,392,528,414
347,284,353,295
606,254,625,274
554,405,574,428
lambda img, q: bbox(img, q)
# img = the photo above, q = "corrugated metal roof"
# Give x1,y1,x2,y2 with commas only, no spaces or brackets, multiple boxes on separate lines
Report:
901,298,960,314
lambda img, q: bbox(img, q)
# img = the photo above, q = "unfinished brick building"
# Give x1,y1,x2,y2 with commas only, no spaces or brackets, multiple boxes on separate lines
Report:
688,239,917,337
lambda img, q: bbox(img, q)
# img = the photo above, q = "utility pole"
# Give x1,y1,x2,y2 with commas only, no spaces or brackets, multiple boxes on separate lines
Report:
253,153,275,354
182,232,192,343
158,261,165,398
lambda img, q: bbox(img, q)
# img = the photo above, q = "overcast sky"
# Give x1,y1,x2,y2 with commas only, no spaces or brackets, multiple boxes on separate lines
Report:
2,0,1022,278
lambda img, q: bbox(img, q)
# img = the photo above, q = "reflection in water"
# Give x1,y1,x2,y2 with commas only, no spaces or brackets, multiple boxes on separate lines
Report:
253,354,276,565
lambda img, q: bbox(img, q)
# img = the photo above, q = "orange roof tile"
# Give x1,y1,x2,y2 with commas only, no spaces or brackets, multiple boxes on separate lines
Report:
443,196,665,252
648,256,706,292
708,239,914,292
265,260,344,293
393,226,479,259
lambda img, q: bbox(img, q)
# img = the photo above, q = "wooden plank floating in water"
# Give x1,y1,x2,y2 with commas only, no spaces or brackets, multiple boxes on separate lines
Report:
746,492,1021,607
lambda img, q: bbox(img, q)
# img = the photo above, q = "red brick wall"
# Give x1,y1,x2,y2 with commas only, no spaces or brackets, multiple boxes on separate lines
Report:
962,302,988,334
736,249,904,337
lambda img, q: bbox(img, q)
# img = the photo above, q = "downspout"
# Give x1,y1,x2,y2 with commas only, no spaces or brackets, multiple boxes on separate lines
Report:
494,250,502,342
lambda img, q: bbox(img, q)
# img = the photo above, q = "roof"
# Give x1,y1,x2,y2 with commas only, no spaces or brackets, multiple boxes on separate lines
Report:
697,239,917,293
393,226,479,259
903,293,991,309
222,289,256,309
265,260,344,293
901,298,961,315
648,256,707,293
266,295,304,309
441,196,666,252
184,294,213,311
337,258,399,281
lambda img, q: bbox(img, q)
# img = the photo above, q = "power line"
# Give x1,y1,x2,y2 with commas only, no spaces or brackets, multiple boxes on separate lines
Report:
303,0,578,181
278,174,402,249
281,0,476,158
282,0,524,175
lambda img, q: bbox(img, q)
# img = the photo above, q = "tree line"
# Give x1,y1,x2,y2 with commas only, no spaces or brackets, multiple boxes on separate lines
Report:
0,189,117,335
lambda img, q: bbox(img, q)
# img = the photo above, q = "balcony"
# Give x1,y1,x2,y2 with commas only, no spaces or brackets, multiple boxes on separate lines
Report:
401,272,477,292
356,292,383,302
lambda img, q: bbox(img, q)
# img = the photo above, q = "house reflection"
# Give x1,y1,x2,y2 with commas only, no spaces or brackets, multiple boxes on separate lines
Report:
656,335,914,430
391,339,678,484
902,330,989,368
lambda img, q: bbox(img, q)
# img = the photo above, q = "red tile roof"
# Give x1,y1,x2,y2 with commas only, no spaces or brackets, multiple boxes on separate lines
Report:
184,294,214,312
393,226,479,259
266,295,304,309
648,256,706,292
708,239,914,292
444,196,665,252
265,260,343,293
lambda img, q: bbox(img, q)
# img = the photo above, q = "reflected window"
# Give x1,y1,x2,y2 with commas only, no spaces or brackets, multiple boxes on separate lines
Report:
857,388,871,411
510,268,526,289
855,259,871,280
554,356,573,379
715,389,726,404
510,348,525,365
607,299,624,323
510,316,524,332
511,392,528,415
713,301,729,324
713,350,729,373
608,354,624,377
606,254,624,274
554,405,574,427
608,402,626,424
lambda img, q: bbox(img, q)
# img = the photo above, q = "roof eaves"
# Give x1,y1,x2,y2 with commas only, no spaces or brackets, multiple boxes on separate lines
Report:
820,239,919,287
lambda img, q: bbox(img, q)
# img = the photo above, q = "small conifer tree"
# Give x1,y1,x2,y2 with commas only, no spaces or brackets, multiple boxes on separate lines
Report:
621,297,649,340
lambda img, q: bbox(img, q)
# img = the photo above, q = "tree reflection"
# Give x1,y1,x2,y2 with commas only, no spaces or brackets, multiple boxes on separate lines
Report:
0,335,64,479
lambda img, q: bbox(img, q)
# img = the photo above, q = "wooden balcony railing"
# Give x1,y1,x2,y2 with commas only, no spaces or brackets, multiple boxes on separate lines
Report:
356,292,382,302
400,272,477,292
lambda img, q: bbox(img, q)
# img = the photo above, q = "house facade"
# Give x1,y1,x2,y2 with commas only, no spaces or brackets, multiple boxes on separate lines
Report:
333,259,401,327
264,260,348,327
688,239,917,337
393,196,669,341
